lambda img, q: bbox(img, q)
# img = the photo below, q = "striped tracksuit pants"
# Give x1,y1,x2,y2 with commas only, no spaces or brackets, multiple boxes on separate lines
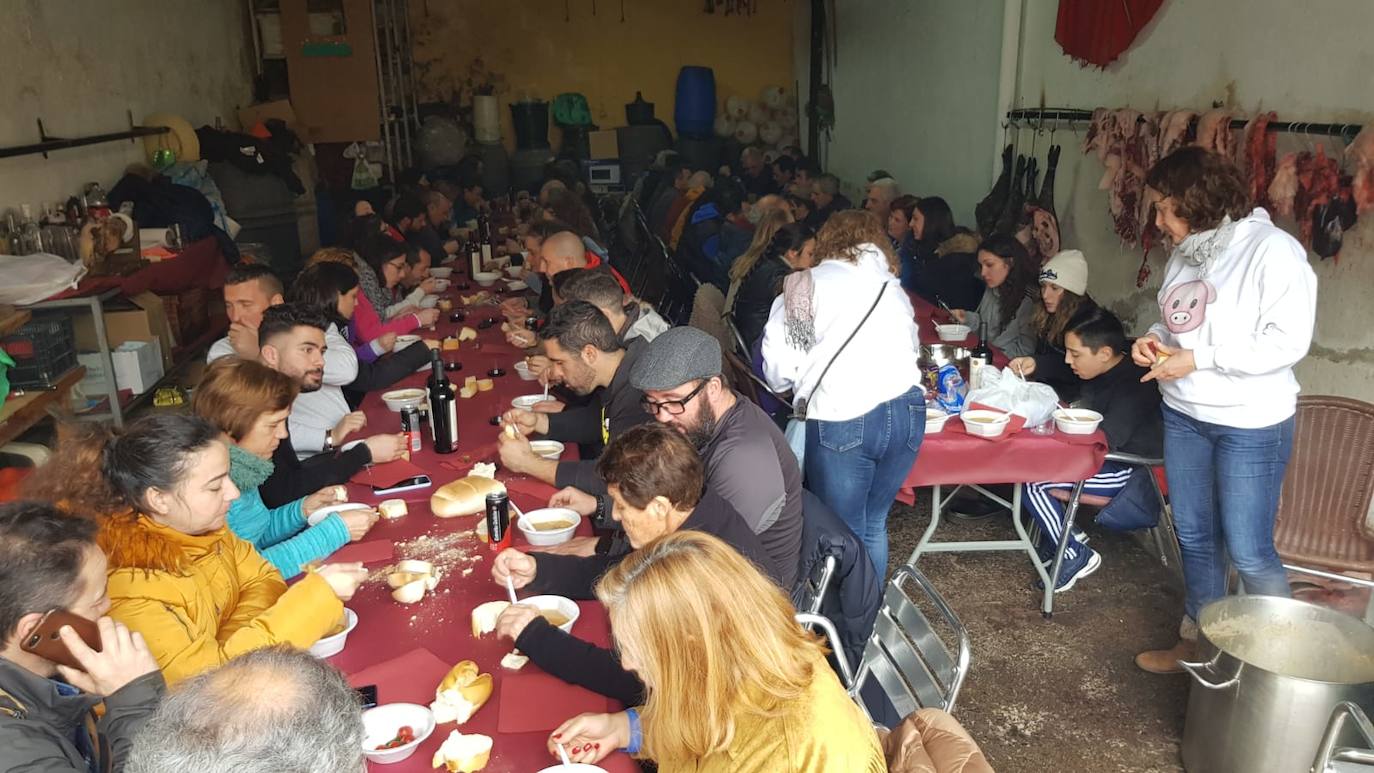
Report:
1023,461,1134,561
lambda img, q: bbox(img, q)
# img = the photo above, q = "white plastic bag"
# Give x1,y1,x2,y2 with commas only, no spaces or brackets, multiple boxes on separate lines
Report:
0,253,86,305
965,366,1059,427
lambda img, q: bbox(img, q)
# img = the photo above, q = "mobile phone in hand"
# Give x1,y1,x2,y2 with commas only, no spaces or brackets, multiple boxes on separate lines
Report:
20,609,101,670
355,684,379,709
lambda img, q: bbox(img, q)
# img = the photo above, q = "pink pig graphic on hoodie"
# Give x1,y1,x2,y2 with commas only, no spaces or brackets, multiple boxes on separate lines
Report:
1161,279,1217,334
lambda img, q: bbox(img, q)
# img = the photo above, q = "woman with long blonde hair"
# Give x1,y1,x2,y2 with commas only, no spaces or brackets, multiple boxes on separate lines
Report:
548,531,884,771
760,210,925,575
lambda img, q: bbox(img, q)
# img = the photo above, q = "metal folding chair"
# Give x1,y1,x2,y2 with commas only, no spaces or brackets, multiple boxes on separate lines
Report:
795,612,856,690
851,565,971,716
1044,451,1182,617
1313,702,1374,772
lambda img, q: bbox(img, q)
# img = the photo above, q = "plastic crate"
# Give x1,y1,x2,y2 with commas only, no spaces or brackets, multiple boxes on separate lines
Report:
1,314,78,390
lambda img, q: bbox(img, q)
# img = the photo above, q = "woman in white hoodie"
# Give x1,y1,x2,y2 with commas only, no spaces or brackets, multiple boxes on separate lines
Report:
762,210,924,576
1132,147,1317,674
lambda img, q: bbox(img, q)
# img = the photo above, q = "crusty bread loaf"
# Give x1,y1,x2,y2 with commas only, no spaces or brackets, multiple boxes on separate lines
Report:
430,477,506,518
470,600,510,637
431,729,492,772
431,661,493,725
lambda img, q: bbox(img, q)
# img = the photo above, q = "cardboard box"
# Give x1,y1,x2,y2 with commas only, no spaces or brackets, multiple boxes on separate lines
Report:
76,352,112,395
589,130,619,161
111,340,164,395
73,292,176,372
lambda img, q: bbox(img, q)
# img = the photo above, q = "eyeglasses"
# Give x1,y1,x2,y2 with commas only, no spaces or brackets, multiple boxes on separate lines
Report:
640,380,708,417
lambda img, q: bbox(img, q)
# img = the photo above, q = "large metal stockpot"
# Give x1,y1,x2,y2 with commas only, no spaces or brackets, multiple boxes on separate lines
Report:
1180,596,1374,773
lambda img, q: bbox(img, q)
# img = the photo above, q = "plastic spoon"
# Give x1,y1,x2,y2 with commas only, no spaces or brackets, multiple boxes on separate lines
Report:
504,575,519,605
556,741,572,766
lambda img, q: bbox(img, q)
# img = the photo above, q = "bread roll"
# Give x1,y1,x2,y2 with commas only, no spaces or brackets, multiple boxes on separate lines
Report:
459,384,477,399
430,477,506,518
470,600,510,637
431,730,492,772
378,499,408,519
458,326,478,342
431,661,493,725
499,651,529,670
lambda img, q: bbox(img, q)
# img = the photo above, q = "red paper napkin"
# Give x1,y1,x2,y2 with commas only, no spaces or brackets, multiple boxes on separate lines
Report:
329,539,395,565
347,647,451,706
502,475,558,503
496,671,611,733
351,458,430,489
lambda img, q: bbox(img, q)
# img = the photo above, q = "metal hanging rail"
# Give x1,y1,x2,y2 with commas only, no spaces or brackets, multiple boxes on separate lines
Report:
1006,107,1364,140
0,113,170,160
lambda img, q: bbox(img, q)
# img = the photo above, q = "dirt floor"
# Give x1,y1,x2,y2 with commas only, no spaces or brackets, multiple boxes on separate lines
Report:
886,490,1192,773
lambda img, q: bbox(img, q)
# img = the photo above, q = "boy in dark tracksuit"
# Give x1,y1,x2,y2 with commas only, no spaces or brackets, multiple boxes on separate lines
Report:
1023,308,1163,591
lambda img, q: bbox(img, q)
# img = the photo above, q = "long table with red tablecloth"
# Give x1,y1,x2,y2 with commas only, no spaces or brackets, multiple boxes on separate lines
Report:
320,272,636,772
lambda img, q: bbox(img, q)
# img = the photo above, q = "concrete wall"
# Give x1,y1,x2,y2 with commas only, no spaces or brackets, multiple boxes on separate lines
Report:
821,0,1374,401
0,1,252,208
1014,0,1374,401
810,0,1004,212
409,0,796,153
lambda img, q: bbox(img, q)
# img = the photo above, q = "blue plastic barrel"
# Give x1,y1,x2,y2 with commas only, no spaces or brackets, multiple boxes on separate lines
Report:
674,66,716,139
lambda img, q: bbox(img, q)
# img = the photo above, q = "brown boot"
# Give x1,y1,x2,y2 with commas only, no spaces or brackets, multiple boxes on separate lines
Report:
1135,638,1198,674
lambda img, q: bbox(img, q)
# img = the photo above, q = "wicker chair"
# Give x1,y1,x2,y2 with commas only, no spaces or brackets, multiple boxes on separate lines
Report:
1272,395,1374,623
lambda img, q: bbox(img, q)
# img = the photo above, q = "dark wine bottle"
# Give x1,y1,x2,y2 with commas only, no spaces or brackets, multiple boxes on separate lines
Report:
969,321,992,390
478,213,493,267
427,349,458,454
468,237,482,280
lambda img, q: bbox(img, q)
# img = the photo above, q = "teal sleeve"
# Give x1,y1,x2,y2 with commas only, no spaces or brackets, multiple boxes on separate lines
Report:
258,498,307,547
257,512,351,579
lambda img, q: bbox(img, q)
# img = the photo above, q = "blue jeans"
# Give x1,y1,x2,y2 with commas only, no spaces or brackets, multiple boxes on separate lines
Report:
1162,404,1294,623
805,387,925,575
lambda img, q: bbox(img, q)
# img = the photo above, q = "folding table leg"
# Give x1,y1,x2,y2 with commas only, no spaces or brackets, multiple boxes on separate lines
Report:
1042,480,1086,618
908,484,945,565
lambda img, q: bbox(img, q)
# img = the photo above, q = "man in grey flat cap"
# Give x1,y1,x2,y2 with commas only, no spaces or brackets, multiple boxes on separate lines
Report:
629,326,803,587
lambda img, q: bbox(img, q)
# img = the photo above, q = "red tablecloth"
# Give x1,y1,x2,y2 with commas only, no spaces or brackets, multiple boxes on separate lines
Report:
46,237,228,299
899,419,1108,503
326,273,636,773
910,291,1009,367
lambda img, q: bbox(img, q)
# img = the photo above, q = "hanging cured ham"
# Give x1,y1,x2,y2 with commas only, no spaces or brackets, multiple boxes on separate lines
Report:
1055,0,1166,68
976,145,1015,237
1347,125,1374,215
1242,112,1278,211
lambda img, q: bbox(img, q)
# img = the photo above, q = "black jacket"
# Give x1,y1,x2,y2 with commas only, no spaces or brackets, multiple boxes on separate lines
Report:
343,340,433,409
259,431,372,508
1079,355,1163,457
804,194,852,230
0,658,165,773
734,255,792,353
550,338,653,492
791,490,881,671
514,489,776,705
907,232,985,312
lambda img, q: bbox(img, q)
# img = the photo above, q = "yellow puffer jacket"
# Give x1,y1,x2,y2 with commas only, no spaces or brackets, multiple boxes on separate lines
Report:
97,512,343,685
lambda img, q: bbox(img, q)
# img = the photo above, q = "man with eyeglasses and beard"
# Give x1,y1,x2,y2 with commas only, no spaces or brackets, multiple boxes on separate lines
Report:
628,327,802,586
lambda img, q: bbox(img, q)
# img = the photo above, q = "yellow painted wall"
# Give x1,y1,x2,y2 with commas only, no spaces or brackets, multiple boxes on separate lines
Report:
409,0,796,151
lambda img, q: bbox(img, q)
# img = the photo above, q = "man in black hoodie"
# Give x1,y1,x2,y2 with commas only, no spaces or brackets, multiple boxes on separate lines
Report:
1021,308,1162,592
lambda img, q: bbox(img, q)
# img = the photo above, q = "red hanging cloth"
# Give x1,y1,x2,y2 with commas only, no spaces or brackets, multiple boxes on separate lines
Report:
1055,0,1165,68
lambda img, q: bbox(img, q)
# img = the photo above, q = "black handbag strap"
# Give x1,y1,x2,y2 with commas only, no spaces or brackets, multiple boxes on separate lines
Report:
794,283,887,420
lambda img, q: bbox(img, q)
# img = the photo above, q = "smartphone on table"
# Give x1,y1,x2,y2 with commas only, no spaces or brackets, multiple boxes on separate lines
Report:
19,609,101,670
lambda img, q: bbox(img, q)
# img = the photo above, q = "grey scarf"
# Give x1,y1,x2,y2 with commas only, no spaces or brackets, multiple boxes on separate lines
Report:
1172,215,1238,278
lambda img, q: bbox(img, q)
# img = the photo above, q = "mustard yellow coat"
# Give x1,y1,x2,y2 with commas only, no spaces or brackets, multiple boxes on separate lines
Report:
97,512,343,685
664,653,886,773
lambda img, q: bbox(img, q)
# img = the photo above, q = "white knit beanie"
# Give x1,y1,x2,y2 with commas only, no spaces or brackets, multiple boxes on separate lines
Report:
1039,249,1088,296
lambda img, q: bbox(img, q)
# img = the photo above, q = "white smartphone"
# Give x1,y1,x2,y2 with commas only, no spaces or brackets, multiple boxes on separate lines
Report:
372,474,433,496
